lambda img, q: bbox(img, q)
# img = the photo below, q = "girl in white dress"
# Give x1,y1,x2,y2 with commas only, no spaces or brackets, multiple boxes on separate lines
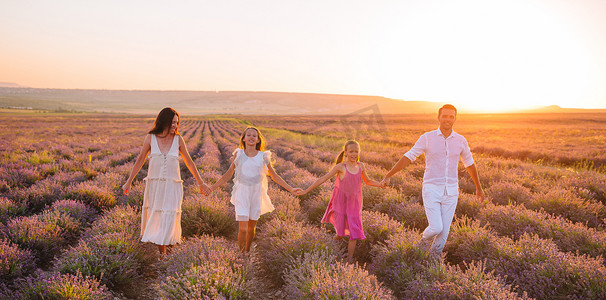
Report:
211,127,302,252
122,107,211,255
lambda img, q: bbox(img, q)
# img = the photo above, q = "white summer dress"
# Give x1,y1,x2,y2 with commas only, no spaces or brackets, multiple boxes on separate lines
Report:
230,149,274,221
140,134,183,245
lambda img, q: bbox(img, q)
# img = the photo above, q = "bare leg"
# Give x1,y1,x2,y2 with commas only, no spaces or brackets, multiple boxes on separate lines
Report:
157,244,166,255
238,221,248,252
347,239,357,263
245,220,258,252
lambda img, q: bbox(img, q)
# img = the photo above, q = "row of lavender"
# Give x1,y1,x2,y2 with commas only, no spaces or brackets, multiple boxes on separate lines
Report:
1,115,148,298
209,118,606,299
196,119,528,299
1,114,605,299
0,115,208,298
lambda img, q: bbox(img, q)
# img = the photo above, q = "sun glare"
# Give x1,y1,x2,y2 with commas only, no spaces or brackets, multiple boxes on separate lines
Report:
363,0,598,112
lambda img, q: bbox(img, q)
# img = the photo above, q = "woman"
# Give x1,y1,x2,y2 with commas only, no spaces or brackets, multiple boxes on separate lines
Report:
122,107,211,254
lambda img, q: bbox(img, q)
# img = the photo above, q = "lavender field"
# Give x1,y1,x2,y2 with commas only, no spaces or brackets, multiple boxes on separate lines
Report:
1,112,605,299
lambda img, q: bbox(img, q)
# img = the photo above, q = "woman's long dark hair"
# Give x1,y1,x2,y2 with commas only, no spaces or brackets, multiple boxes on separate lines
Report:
335,140,360,165
149,107,180,136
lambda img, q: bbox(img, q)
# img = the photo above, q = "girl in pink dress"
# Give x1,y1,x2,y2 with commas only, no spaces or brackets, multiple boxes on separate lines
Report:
300,140,383,263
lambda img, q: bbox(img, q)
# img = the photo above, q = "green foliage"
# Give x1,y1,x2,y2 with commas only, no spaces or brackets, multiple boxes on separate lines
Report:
181,193,235,238
156,235,254,299
256,218,344,286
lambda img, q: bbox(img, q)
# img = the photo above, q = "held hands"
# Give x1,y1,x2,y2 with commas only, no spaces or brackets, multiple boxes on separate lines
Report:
199,182,211,196
293,187,311,196
290,187,304,196
379,177,391,188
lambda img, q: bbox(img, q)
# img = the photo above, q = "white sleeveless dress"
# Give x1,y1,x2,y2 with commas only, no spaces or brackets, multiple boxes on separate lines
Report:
230,149,274,221
140,134,183,245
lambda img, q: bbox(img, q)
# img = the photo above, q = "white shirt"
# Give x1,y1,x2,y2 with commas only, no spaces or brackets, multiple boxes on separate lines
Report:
404,128,474,195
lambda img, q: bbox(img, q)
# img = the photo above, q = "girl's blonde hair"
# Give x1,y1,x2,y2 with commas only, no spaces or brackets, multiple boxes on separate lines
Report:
239,127,266,151
335,140,360,165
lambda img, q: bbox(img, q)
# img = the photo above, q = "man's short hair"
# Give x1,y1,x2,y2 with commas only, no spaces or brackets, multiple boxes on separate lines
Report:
439,104,457,117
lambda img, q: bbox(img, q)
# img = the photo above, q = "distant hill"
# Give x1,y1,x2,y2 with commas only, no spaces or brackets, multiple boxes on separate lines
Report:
0,88,443,115
0,82,23,88
520,105,606,113
1,87,604,115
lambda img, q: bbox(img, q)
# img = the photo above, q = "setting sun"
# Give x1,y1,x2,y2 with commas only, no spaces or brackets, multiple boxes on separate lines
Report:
363,1,604,112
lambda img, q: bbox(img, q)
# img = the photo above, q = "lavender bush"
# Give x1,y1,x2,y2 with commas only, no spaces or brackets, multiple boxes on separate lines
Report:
372,197,428,231
156,235,254,299
446,218,606,299
181,193,235,238
477,203,606,257
83,205,140,240
12,177,65,213
0,179,10,194
453,192,487,219
300,190,331,224
0,197,24,224
4,111,606,299
12,270,113,300
40,209,83,242
49,199,97,226
282,250,394,299
0,238,36,283
53,231,152,292
527,188,605,227
486,181,533,205
256,218,344,286
357,210,404,264
368,228,437,298
263,186,305,224
66,181,116,211
7,211,80,264
561,171,606,204
404,261,530,299
0,164,41,189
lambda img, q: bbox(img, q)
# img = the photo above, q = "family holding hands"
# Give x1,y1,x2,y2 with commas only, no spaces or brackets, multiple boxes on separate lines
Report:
123,104,484,264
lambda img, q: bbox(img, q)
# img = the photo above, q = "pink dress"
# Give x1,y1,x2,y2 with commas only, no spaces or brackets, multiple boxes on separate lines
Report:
321,163,366,240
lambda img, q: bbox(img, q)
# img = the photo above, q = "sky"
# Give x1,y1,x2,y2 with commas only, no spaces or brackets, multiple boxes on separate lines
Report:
1,0,605,112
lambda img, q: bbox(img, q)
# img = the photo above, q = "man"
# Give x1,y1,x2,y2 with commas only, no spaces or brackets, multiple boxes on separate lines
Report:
381,104,484,256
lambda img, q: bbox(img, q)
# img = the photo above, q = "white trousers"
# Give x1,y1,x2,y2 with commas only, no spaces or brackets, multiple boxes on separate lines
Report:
421,186,458,253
